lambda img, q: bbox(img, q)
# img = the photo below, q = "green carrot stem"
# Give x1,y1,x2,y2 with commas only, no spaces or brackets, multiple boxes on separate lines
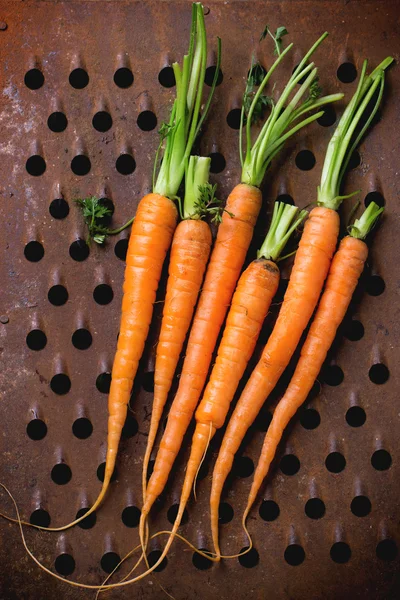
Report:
183,156,211,219
349,201,384,239
258,202,307,262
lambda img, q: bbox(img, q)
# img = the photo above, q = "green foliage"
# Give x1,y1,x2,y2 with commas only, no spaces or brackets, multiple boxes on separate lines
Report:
75,197,133,245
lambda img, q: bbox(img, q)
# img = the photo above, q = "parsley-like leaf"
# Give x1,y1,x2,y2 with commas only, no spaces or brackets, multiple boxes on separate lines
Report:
75,196,133,245
259,25,288,56
194,183,234,223
242,62,272,124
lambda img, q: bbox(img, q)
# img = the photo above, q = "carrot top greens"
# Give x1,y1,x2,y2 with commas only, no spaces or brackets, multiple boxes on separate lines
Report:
349,201,384,240
240,31,343,188
257,201,307,263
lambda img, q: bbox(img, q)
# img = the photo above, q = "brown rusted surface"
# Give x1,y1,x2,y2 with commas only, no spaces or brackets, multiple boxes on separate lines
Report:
0,1,399,599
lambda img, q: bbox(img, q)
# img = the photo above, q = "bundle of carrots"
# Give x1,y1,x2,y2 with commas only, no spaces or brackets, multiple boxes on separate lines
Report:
0,1,393,593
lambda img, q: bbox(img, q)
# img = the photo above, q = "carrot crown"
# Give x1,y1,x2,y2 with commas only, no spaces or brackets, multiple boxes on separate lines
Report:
318,56,393,211
240,31,343,188
153,3,221,199
349,201,384,240
257,201,307,262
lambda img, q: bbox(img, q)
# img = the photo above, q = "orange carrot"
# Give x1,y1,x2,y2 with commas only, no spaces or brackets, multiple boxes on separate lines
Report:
210,56,392,558
243,202,383,528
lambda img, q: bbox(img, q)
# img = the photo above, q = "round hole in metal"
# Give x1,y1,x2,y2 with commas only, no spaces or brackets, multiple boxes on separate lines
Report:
49,198,69,219
26,155,46,176
72,328,92,350
218,502,234,525
116,154,136,175
26,419,47,441
330,542,351,563
376,539,398,561
47,112,68,132
347,150,361,170
24,68,44,90
69,239,90,261
280,454,300,476
325,452,346,473
30,508,50,527
121,412,139,439
147,550,168,572
48,285,68,306
238,546,259,568
209,152,226,174
295,150,316,171
317,105,336,127
365,191,385,208
300,408,320,430
276,193,295,206
93,284,114,305
346,406,366,428
96,372,111,393
323,364,344,386
366,274,385,296
344,319,364,341
115,239,128,261
76,507,96,529
122,505,141,528
226,108,242,130
305,498,326,519
69,68,89,89
192,549,213,570
92,111,113,132
371,449,392,471
350,495,371,517
24,241,44,262
259,500,280,522
71,155,91,176
55,553,75,576
142,371,155,392
137,110,157,131
51,463,72,485
284,544,305,566
369,363,389,384
337,62,357,83
114,67,134,88
72,417,93,439
26,329,47,351
205,65,223,86
158,66,176,88
254,406,272,432
97,462,117,482
233,456,254,478
50,373,71,395
101,552,121,574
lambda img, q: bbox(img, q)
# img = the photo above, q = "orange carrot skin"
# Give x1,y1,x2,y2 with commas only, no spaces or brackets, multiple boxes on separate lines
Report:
196,258,280,431
144,183,262,511
246,235,367,512
210,206,339,552
106,193,178,484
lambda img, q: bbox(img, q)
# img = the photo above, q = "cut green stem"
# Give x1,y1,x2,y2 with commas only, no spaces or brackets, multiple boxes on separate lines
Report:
258,202,308,262
183,156,211,219
349,201,384,239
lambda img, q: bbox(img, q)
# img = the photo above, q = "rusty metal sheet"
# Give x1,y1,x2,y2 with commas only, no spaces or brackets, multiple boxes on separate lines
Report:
0,1,399,599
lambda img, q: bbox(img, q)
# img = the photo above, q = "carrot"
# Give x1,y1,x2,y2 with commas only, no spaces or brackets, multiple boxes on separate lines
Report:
140,28,343,562
210,55,393,559
243,201,384,528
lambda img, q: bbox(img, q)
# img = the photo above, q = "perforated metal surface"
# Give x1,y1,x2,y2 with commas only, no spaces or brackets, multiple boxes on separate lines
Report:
0,1,399,599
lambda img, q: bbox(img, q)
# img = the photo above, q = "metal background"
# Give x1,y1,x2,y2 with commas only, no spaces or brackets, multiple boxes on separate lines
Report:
0,1,399,598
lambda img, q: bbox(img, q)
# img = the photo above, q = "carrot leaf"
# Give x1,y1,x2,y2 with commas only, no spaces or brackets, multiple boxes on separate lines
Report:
348,201,384,239
257,201,307,262
75,196,134,245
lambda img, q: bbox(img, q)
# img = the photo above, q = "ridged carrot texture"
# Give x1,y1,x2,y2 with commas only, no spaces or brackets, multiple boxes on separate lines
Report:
0,2,219,534
141,28,342,544
243,202,384,528
210,55,393,558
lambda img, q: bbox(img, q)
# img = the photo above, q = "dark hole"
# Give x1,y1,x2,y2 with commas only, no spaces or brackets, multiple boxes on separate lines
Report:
330,542,351,563
344,319,364,341
196,460,209,482
292,64,309,85
97,462,117,482
209,152,226,174
96,372,111,393
122,412,139,439
233,456,254,478
369,363,389,384
49,198,69,219
24,68,44,90
284,544,305,566
101,552,121,574
26,155,46,176
114,67,134,88
376,539,398,561
254,406,272,432
371,449,392,471
346,406,366,427
142,371,155,392
218,502,234,525
158,66,176,88
115,238,129,261
50,373,71,395
137,110,157,131
147,550,168,572
351,495,371,517
147,459,155,481
30,508,50,527
167,503,189,525
238,546,259,568
26,329,47,351
259,500,280,522
69,239,90,261
26,419,47,441
122,505,141,528
280,454,300,476
92,111,113,132
69,68,89,89
116,154,136,175
325,452,346,473
295,150,316,171
323,364,344,386
205,65,223,86
305,498,325,519
300,408,320,430
24,241,44,262
226,108,242,130
71,155,91,176
365,191,385,208
366,274,385,296
93,284,114,305
72,417,93,439
51,463,72,485
48,284,68,306
72,328,92,350
317,105,336,127
337,62,357,84
276,193,294,206
55,553,75,576
76,507,96,529
347,150,361,170
47,112,68,133
192,549,213,570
